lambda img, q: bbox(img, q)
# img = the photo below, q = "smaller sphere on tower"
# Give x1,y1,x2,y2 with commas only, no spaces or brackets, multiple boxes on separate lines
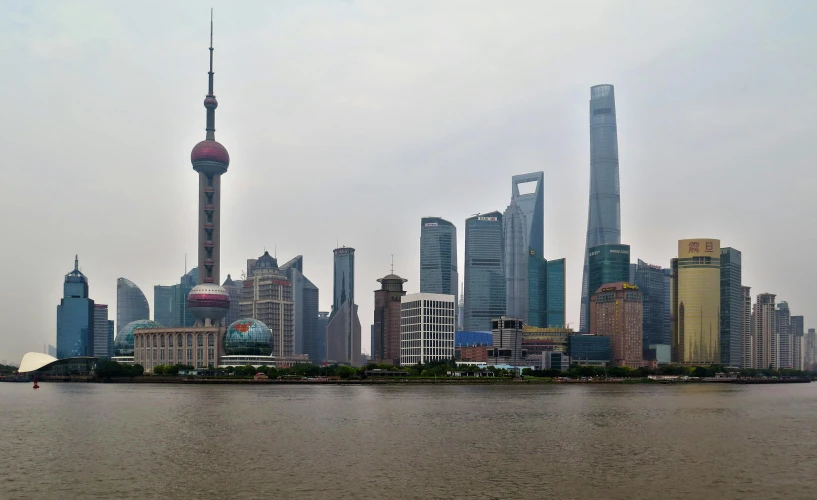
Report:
204,96,218,109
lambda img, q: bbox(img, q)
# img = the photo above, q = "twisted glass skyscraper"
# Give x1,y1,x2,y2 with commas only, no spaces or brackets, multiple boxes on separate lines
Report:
580,84,622,332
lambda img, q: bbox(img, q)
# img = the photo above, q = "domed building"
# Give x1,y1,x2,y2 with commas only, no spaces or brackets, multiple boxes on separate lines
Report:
223,319,273,355
113,319,162,363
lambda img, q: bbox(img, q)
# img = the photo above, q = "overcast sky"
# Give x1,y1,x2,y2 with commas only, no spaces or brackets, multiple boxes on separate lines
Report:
1,0,815,364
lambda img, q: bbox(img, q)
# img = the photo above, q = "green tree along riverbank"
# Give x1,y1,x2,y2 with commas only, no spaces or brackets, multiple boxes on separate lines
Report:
87,359,814,383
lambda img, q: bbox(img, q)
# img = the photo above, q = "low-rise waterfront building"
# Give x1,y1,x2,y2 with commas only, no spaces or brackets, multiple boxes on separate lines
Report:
400,293,455,365
568,334,610,366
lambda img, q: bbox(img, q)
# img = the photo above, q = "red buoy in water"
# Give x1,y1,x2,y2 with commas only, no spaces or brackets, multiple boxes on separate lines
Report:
33,378,39,389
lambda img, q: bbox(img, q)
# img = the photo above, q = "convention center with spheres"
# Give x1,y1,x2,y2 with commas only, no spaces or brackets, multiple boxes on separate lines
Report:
220,318,284,368
113,319,162,364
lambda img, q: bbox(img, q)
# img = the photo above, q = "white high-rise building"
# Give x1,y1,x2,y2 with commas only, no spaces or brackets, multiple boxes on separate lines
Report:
400,293,455,365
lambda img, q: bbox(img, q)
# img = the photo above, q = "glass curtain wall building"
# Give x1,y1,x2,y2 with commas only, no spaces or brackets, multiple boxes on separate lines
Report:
420,218,458,317
463,212,505,331
56,256,95,359
720,247,743,367
503,172,544,325
671,239,721,364
586,244,630,328
117,277,150,333
580,84,622,332
546,259,566,328
631,259,671,347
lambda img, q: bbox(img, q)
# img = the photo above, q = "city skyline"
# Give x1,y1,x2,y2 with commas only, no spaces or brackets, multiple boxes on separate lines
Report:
2,2,817,362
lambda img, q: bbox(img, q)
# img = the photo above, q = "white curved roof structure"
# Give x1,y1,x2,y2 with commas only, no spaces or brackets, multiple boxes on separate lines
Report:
18,352,58,373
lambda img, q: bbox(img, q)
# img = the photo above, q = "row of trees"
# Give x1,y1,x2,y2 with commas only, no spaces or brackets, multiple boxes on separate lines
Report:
0,364,18,375
523,364,810,379
94,361,144,378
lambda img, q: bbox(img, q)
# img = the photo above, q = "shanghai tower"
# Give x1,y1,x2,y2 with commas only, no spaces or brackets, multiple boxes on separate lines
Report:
579,84,621,331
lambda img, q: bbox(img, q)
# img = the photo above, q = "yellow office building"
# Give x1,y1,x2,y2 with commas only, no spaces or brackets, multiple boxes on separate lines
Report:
671,238,721,364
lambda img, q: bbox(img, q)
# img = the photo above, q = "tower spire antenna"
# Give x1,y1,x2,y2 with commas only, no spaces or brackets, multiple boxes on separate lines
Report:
204,8,217,140
391,254,394,274
74,254,79,271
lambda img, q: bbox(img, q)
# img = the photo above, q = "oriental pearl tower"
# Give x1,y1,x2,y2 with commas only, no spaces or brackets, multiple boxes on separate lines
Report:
187,11,231,327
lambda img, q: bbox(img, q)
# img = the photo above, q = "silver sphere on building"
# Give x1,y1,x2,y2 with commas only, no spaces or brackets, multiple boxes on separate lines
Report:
223,318,274,356
114,319,162,357
187,284,230,321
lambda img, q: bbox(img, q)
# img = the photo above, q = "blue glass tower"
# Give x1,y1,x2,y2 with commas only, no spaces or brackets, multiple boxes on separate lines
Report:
420,217,458,298
56,256,94,358
463,212,505,331
546,258,566,328
580,84,622,332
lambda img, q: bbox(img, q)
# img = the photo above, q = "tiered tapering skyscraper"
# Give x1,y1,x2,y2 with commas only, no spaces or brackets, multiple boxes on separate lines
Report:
580,85,621,332
186,13,231,327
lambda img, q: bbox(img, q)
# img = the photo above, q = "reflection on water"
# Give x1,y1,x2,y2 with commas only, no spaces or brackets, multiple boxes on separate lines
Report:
1,383,816,500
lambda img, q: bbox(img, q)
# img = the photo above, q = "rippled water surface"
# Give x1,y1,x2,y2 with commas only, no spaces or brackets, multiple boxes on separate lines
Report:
2,382,816,499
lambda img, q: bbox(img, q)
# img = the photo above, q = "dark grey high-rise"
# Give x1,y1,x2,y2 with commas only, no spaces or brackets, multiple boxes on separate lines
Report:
720,247,743,367
328,247,360,365
463,212,505,331
580,84,622,332
280,255,319,358
631,259,671,347
420,217,458,300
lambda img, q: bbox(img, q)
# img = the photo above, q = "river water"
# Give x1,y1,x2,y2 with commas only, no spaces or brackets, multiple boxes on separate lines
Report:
1,382,816,499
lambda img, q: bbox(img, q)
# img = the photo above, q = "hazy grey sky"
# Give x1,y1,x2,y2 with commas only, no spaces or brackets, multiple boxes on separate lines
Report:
2,0,816,363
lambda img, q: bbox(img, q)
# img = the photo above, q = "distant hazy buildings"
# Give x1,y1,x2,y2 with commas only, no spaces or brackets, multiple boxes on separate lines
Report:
776,302,792,369
720,247,743,367
373,273,407,365
791,315,804,371
742,286,753,368
805,328,816,371
580,84,622,332
221,274,243,327
400,293,455,365
57,256,94,359
240,251,295,357
420,217,458,318
753,293,777,370
117,278,150,334
590,282,643,368
327,247,361,365
327,301,362,366
93,304,113,359
630,259,670,347
316,311,329,363
153,269,198,328
671,239,721,364
463,212,505,331
585,244,630,329
280,255,319,358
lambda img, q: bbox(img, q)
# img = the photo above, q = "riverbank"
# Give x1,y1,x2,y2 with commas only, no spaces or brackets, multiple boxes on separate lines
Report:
7,376,811,385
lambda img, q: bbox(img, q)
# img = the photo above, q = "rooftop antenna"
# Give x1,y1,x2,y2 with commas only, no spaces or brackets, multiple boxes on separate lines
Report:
74,254,79,271
391,254,394,274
